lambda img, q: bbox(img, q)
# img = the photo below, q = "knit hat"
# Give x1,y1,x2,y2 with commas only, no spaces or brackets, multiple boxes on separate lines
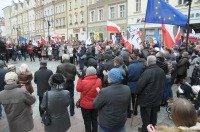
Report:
5,72,18,84
108,68,124,83
86,66,97,75
49,73,66,90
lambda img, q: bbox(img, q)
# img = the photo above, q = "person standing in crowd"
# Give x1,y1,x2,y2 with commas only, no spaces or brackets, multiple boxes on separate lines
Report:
136,55,166,132
59,44,65,63
0,72,36,132
20,43,27,61
37,45,42,61
0,60,9,119
34,61,53,117
127,54,142,118
176,51,189,84
27,44,35,62
17,63,34,94
77,46,86,71
47,45,53,61
73,46,77,65
68,45,74,64
76,66,102,132
56,54,77,116
41,44,47,60
41,73,71,132
93,68,131,132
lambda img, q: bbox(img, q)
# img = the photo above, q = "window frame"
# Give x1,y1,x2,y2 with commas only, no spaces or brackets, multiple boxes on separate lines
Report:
136,0,141,12
109,6,115,19
118,4,125,18
98,8,104,21
90,10,95,22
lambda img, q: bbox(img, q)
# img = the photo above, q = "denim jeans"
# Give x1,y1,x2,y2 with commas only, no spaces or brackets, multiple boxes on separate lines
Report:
0,103,2,117
98,125,126,132
64,82,74,115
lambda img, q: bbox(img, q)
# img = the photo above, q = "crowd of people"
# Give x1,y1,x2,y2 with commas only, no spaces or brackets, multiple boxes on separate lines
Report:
0,38,200,132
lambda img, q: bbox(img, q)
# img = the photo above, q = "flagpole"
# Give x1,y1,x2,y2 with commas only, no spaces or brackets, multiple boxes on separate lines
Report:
185,0,192,52
142,22,146,46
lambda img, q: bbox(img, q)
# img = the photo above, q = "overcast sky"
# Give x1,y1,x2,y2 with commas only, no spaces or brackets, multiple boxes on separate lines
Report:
0,0,18,17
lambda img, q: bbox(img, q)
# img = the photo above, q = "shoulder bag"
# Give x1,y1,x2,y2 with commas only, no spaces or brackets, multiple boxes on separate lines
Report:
76,79,98,108
42,91,51,126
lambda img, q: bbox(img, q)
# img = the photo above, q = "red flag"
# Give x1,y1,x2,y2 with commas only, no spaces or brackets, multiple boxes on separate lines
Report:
41,37,47,44
162,24,175,49
175,26,182,45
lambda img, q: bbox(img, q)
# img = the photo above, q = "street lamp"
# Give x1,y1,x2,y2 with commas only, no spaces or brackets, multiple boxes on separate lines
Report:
185,0,192,51
13,25,21,45
44,17,53,43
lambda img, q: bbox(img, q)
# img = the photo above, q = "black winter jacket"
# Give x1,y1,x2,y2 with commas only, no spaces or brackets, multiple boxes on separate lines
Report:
136,64,166,107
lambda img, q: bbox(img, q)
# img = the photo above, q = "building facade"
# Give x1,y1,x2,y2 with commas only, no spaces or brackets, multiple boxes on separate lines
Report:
28,0,36,41
22,1,29,40
43,0,56,42
54,0,67,40
2,6,11,42
67,0,87,40
88,0,127,41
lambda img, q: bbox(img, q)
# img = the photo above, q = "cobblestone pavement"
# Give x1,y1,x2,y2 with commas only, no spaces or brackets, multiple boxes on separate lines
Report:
0,58,175,132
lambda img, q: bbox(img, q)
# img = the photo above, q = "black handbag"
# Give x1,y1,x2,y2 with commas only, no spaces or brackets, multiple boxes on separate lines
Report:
42,91,51,126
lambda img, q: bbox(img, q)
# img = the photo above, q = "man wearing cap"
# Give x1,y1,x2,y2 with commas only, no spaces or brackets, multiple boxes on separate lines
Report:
0,60,9,119
34,61,53,117
56,54,77,116
136,55,166,132
93,68,131,132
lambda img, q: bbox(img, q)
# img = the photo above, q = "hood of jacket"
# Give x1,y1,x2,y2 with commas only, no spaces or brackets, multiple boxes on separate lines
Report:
4,84,21,90
178,122,200,131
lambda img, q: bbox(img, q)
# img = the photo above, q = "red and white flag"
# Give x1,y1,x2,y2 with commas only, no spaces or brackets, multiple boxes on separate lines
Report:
175,26,182,45
107,21,120,33
50,37,56,44
120,34,132,53
41,37,47,44
162,24,176,49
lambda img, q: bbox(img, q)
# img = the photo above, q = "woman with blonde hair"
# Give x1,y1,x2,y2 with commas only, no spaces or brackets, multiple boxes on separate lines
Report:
147,98,200,132
17,63,34,94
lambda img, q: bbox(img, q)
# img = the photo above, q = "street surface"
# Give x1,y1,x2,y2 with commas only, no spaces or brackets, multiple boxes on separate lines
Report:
0,58,175,132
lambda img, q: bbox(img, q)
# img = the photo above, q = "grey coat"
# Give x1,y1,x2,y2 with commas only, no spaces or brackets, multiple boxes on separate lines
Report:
41,89,71,132
34,67,53,97
0,84,36,132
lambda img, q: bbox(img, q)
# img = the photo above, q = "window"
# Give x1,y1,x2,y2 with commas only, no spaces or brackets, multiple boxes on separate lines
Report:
69,15,72,24
136,0,141,12
63,18,65,25
60,18,62,26
90,10,95,22
69,1,72,10
51,9,53,15
80,0,84,6
178,0,186,5
165,0,169,3
119,4,125,18
56,7,57,13
56,19,58,26
75,0,78,8
63,5,65,12
98,9,103,21
59,6,61,13
48,10,49,16
109,6,115,19
75,13,78,23
80,12,84,22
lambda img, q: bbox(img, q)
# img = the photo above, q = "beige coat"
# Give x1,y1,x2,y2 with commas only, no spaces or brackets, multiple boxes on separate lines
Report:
17,71,34,94
0,84,36,132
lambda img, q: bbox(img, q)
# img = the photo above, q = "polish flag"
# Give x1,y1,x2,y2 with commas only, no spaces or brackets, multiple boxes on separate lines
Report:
162,24,176,49
107,21,120,33
41,37,47,44
120,33,132,53
175,26,182,45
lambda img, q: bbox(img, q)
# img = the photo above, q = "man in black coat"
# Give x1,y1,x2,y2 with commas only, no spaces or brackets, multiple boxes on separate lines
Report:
136,55,166,132
56,54,77,116
0,60,9,119
34,61,53,117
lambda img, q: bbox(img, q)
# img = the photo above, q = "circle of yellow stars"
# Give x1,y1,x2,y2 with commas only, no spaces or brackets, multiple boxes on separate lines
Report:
155,1,176,21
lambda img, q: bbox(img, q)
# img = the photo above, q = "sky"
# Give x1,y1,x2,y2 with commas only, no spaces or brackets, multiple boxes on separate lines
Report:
0,0,17,17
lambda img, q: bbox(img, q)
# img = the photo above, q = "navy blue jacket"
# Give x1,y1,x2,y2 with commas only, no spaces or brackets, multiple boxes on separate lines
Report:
127,60,142,93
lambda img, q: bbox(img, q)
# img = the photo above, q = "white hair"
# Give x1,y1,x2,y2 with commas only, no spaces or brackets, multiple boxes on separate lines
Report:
19,63,30,74
62,54,70,61
147,55,157,66
5,72,18,84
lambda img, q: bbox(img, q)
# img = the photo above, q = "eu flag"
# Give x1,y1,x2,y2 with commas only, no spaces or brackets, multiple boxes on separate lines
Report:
18,36,27,42
154,29,161,49
145,0,188,27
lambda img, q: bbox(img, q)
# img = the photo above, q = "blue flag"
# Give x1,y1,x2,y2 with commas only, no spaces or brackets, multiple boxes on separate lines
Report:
145,0,188,27
154,29,161,49
18,36,27,42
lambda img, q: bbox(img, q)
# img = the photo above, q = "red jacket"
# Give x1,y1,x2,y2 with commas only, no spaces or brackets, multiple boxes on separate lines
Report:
76,74,102,109
27,45,34,54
